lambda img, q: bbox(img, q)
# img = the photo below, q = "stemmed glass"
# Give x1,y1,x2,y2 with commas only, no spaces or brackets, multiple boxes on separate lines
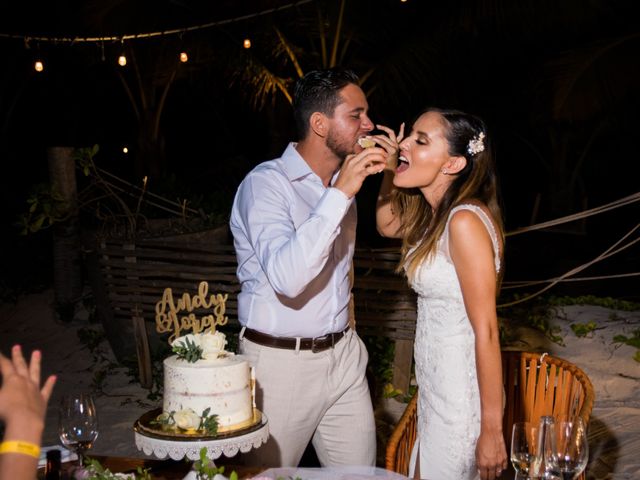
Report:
58,393,99,468
510,422,542,479
548,416,589,479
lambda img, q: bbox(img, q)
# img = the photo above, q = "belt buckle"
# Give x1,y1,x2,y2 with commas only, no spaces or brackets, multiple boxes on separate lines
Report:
311,334,331,353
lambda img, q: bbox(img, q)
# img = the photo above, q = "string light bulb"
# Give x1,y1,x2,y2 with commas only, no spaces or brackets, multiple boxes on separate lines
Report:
117,38,126,66
122,146,129,154
243,38,251,49
34,59,44,72
179,51,188,63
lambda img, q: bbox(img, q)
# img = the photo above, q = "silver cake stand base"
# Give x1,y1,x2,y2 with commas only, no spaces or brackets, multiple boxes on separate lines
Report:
134,414,269,462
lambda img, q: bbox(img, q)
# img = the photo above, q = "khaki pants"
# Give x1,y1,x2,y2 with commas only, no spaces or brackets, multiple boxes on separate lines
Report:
239,329,376,468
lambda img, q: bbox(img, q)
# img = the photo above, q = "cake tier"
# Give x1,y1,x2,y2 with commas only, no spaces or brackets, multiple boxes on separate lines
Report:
163,354,252,427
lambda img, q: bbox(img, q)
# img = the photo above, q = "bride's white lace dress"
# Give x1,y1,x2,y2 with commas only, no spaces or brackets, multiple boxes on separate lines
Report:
408,204,500,480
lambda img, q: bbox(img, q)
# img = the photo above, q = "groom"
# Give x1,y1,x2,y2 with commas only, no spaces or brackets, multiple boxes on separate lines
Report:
230,67,387,467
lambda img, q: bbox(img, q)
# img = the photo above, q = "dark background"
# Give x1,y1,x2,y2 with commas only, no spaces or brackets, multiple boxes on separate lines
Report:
1,0,638,301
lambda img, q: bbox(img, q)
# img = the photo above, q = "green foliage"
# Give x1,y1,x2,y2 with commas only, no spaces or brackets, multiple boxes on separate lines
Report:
193,446,235,480
570,321,600,338
499,295,565,345
199,408,219,435
122,339,171,401
612,329,640,363
363,335,395,386
382,383,403,399
17,182,71,234
84,457,152,479
613,330,640,349
151,408,219,435
403,384,418,403
362,335,406,400
150,172,232,225
500,293,640,349
19,144,226,241
362,335,417,403
77,326,120,393
17,145,100,236
172,337,205,363
547,295,640,312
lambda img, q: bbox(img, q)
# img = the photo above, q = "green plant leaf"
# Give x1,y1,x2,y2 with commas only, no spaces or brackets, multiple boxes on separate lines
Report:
172,337,204,363
570,321,598,337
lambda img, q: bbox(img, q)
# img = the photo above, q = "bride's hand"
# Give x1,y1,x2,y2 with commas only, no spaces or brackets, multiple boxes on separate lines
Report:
475,428,507,480
368,123,404,172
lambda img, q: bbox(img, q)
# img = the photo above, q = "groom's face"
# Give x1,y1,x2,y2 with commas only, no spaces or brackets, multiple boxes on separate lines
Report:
325,84,374,161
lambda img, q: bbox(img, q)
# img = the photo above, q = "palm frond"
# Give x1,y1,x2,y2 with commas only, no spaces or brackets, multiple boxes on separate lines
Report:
230,53,293,109
274,27,305,79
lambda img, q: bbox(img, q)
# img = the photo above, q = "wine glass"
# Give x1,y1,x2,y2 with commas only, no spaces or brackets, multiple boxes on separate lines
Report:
511,422,542,479
58,394,99,467
548,416,589,480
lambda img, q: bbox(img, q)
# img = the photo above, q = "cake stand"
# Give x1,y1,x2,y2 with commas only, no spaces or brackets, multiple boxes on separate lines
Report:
134,410,269,466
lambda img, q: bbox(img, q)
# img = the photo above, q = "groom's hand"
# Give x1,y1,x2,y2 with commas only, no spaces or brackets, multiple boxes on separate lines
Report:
333,147,386,199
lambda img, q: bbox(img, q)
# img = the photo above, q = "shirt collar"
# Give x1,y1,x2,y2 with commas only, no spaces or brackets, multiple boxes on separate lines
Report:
280,142,314,181
281,142,342,187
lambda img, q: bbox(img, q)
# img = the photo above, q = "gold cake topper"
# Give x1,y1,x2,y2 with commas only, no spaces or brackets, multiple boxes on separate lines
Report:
155,281,228,343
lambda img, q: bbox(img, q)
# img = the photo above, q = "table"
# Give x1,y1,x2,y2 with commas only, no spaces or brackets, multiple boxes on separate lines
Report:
39,455,264,479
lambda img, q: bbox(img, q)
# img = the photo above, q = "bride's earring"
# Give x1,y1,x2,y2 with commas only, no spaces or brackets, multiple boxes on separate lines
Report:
441,169,448,175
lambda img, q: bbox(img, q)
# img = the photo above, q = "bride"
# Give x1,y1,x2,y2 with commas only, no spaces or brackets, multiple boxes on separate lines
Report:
373,108,507,480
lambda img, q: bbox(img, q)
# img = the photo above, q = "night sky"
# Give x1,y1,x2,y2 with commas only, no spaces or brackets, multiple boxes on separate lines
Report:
0,0,638,300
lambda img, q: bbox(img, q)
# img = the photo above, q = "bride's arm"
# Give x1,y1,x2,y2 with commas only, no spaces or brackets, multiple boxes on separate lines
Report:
375,124,403,239
376,170,402,238
448,209,507,480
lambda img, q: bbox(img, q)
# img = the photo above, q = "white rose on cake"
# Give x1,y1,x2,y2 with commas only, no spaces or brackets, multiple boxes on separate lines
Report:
200,331,228,359
173,408,200,430
171,331,229,361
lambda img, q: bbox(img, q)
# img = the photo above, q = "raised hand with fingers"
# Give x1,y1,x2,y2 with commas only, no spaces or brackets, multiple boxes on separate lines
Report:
0,345,56,437
368,123,405,172
0,345,57,480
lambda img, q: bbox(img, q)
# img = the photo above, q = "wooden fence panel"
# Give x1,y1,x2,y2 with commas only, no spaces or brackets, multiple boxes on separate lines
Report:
97,241,417,392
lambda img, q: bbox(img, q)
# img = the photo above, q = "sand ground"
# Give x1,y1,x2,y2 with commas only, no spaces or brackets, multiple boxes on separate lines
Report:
0,290,638,479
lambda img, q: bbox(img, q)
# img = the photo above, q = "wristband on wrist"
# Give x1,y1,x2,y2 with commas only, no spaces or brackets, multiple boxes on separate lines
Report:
0,440,41,458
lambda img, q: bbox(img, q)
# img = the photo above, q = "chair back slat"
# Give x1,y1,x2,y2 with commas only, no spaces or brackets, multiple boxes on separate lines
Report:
555,368,570,418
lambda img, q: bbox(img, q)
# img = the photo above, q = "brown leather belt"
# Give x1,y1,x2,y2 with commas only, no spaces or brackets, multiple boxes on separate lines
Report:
242,326,349,353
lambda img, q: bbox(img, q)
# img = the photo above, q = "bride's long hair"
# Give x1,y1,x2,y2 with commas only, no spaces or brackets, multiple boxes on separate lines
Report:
391,108,505,284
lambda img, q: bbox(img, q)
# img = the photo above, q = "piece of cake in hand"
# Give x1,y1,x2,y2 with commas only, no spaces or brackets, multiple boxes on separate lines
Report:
357,137,376,148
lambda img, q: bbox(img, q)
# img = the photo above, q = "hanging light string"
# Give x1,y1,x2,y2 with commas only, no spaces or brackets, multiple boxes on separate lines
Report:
0,0,313,44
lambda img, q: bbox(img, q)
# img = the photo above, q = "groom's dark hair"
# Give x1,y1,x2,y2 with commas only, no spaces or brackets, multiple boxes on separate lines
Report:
292,67,360,140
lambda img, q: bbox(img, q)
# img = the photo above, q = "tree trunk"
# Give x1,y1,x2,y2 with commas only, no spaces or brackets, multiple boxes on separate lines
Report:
48,147,83,321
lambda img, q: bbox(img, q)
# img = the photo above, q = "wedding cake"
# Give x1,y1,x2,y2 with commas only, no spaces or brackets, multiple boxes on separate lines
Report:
158,331,255,433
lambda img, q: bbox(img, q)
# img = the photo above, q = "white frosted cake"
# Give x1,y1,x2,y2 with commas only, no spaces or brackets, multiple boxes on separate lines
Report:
159,331,254,432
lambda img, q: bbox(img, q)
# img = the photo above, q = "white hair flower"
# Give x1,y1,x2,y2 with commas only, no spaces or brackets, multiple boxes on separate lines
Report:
467,132,485,156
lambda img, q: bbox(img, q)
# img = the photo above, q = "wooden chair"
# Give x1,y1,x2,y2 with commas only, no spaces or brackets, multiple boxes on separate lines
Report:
385,351,595,478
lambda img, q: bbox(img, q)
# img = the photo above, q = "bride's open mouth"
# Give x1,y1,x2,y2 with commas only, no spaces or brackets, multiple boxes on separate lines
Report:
396,155,409,173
